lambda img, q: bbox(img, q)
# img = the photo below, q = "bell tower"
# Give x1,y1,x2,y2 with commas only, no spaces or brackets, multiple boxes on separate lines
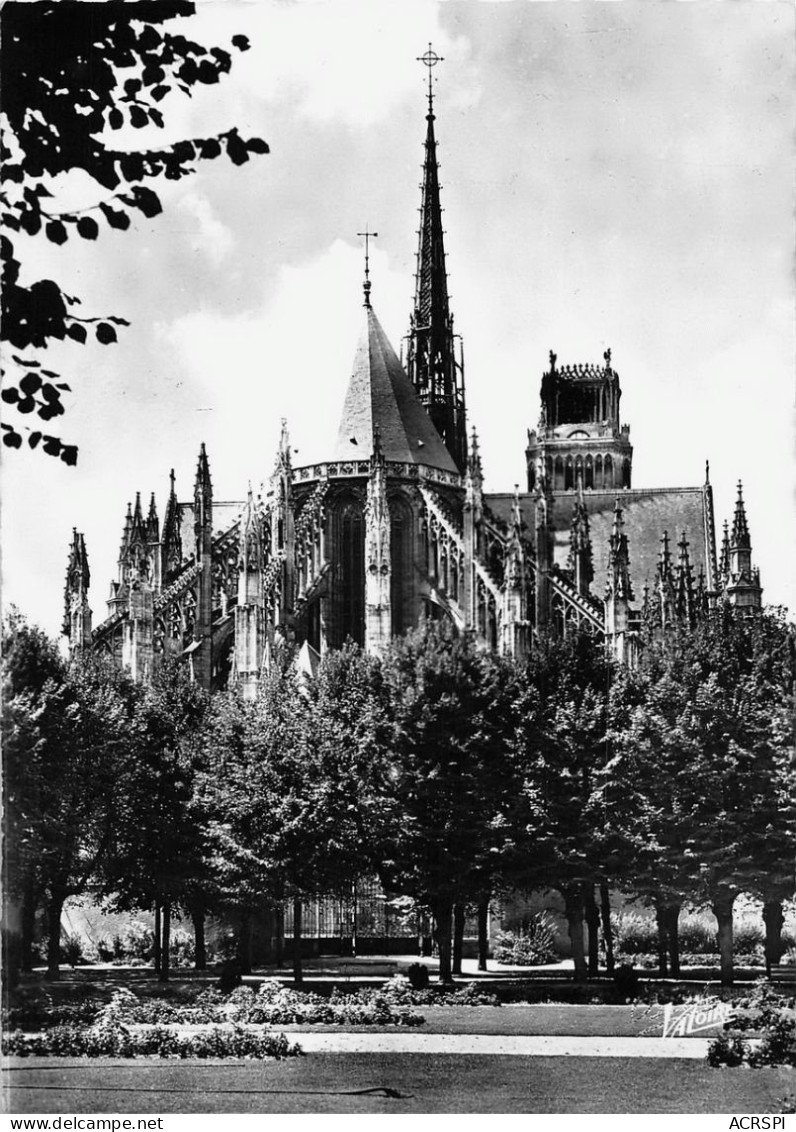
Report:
526,349,633,495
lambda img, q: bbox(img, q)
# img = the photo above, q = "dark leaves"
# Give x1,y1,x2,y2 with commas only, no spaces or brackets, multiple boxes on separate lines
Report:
45,220,68,245
224,129,249,165
99,203,130,231
246,137,269,156
129,105,149,129
66,323,88,344
95,322,117,345
76,216,99,240
231,35,250,51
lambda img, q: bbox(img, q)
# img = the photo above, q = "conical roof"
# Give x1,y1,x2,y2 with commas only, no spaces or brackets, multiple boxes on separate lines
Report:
333,304,459,474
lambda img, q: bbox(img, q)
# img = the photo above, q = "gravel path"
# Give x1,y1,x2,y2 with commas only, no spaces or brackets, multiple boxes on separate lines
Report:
292,1033,709,1057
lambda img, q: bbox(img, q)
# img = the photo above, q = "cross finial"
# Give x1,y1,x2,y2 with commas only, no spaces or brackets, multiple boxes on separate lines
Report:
357,226,379,306
417,42,444,116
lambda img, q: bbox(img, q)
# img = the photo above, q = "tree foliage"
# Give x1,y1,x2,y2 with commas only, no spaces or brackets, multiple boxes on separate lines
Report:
375,623,522,982
0,1,268,463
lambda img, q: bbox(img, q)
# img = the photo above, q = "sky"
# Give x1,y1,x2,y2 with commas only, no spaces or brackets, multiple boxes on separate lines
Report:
2,0,794,638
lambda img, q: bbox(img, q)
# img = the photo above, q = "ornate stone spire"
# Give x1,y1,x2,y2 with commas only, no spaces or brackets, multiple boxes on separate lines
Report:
731,480,750,547
63,528,91,647
567,473,593,597
404,45,467,472
724,480,762,610
719,519,731,586
675,530,696,627
607,500,633,602
161,468,182,581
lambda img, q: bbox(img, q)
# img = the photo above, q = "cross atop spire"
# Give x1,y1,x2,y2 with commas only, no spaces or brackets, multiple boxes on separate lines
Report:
417,42,444,118
405,47,467,473
357,226,379,307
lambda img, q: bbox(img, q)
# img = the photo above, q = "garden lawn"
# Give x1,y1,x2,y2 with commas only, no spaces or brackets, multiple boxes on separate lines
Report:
4,1054,793,1114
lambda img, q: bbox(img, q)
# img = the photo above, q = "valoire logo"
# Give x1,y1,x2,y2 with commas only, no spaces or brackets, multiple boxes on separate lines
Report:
662,1000,732,1038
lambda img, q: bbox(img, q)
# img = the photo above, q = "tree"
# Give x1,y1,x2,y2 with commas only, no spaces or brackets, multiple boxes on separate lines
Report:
610,608,796,986
1,1,267,463
2,610,66,980
100,660,208,980
3,630,139,979
376,623,522,984
512,631,615,983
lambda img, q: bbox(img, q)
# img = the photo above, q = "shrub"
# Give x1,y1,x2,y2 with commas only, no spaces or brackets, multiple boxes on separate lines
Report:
406,963,430,989
613,963,640,999
678,914,716,954
707,1033,748,1068
120,922,155,962
706,979,796,1069
446,982,500,1007
734,920,764,956
493,913,558,966
217,960,243,993
612,912,658,956
60,933,86,967
3,1021,302,1060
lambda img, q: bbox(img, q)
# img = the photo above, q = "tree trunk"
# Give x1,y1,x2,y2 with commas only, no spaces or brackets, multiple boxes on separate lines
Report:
275,904,284,969
20,874,37,973
434,898,454,984
45,890,65,979
477,898,489,972
191,907,206,971
563,887,587,983
452,904,466,976
665,903,681,978
292,897,303,986
238,911,252,975
655,900,669,978
583,884,600,978
763,899,784,978
712,895,735,988
159,899,171,982
153,902,162,974
599,882,615,976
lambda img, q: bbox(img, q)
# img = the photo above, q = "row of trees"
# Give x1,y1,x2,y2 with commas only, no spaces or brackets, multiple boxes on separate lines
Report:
3,605,794,987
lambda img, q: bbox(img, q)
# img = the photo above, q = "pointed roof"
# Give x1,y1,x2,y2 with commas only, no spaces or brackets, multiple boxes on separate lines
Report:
413,108,450,332
730,480,750,547
333,304,458,473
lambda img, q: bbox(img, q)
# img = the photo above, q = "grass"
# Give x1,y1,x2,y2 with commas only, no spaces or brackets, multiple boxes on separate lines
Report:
4,1055,793,1114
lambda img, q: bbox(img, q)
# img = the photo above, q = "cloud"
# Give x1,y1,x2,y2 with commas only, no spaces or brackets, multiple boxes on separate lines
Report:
186,1,473,127
156,237,412,493
176,191,234,266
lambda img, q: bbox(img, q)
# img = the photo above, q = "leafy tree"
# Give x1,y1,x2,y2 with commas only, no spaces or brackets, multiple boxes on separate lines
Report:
3,611,68,980
2,627,138,980
610,608,796,985
1,1,267,463
512,631,614,982
101,660,208,980
375,623,522,984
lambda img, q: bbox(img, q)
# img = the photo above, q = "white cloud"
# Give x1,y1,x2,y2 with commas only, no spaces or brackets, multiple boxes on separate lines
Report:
176,191,234,265
188,0,472,127
156,237,411,493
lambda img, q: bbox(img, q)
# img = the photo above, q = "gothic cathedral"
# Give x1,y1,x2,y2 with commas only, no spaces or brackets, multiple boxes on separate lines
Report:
64,63,762,687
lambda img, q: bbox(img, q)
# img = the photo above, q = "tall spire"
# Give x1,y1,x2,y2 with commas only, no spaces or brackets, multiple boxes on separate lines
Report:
405,45,467,473
730,480,750,547
567,473,593,597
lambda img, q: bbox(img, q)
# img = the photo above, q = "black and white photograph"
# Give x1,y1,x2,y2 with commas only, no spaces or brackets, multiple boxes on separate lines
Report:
2,0,795,1119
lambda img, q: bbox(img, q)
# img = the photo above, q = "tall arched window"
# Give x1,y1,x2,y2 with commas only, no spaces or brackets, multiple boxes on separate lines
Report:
337,497,364,646
390,495,414,636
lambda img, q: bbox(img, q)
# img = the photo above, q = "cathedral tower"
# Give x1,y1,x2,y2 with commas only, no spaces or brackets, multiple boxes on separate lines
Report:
404,47,467,473
526,349,633,494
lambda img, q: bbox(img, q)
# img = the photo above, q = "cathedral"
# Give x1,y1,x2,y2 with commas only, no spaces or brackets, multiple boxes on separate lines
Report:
63,62,763,693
